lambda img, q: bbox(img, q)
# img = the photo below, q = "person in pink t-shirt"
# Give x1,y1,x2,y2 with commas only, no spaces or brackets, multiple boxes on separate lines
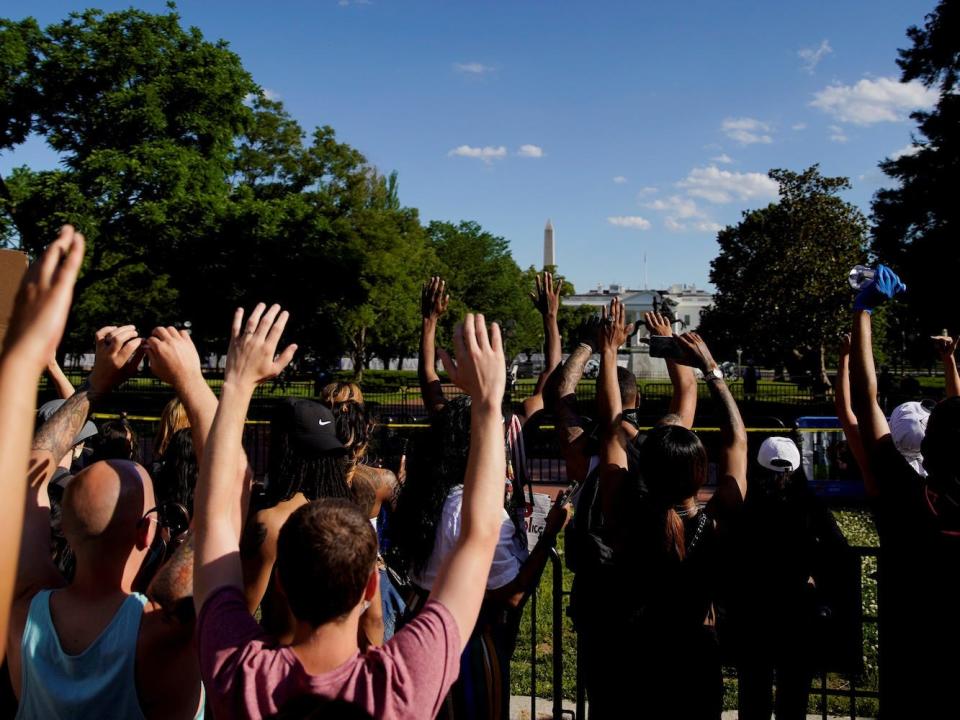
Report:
192,302,511,720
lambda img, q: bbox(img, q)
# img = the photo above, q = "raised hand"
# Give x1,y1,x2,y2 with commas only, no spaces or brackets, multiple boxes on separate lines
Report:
146,326,203,391
437,347,463,389
530,271,562,318
931,334,959,361
452,313,505,406
644,310,673,338
574,314,602,352
598,298,635,353
544,493,574,536
421,276,449,321
2,225,85,372
88,324,145,396
838,333,852,357
675,332,718,373
225,303,297,391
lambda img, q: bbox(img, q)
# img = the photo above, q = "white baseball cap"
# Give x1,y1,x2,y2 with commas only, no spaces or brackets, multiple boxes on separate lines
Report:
889,401,930,476
757,436,801,473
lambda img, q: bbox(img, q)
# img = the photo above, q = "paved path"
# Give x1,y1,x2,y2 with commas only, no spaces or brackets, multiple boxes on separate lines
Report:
508,696,869,720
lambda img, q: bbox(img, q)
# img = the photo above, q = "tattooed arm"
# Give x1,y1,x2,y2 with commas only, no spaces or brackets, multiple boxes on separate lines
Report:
147,534,196,623
352,464,398,518
674,333,748,516
17,325,144,601
548,316,600,484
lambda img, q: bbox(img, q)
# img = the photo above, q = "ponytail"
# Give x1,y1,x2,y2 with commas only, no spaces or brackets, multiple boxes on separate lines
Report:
664,508,686,561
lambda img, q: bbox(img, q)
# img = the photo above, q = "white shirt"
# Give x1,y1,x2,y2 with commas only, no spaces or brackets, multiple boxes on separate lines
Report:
412,485,527,591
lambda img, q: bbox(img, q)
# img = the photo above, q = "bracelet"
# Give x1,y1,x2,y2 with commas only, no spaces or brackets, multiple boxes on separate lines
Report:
577,342,594,353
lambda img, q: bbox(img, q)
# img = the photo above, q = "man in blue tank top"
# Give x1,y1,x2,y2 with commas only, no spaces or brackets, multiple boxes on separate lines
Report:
5,324,213,719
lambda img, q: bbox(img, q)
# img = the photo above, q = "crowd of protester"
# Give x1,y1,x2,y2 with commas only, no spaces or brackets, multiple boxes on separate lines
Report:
0,226,956,719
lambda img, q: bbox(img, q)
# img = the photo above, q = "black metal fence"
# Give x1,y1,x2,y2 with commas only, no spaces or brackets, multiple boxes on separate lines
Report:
43,372,921,420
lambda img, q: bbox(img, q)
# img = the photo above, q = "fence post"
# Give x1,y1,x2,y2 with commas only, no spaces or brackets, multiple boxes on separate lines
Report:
531,582,538,720
551,547,563,719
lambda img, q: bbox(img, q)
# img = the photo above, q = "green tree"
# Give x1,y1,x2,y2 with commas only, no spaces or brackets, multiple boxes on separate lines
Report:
0,8,432,373
872,0,958,335
0,7,257,349
699,166,868,384
426,221,541,360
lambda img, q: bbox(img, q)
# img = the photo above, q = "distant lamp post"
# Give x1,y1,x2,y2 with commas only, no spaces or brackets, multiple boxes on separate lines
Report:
736,347,743,378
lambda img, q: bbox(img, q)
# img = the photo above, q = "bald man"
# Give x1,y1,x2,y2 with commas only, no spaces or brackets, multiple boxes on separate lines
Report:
5,326,204,719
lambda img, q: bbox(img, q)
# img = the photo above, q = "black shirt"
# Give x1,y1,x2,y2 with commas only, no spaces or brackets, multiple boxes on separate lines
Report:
871,436,960,716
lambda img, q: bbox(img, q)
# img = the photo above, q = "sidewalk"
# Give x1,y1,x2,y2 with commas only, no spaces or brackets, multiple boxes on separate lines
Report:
508,696,867,720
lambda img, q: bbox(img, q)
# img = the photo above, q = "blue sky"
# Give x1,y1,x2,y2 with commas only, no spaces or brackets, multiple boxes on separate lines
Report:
0,0,939,292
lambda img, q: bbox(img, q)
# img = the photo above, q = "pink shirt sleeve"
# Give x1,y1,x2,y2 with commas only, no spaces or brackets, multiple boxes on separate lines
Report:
360,600,462,718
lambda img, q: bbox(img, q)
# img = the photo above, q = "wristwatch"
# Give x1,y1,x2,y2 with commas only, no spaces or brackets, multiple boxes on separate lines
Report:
703,366,723,382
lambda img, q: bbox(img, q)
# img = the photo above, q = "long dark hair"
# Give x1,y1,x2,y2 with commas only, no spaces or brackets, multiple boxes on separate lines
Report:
921,396,960,529
636,424,708,560
155,428,199,515
320,384,374,486
389,396,474,577
265,420,350,506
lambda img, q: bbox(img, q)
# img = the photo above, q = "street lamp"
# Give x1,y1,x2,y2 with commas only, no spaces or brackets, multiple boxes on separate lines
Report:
736,347,743,378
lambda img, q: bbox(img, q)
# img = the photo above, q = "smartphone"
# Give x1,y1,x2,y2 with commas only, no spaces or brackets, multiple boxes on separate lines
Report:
648,335,685,360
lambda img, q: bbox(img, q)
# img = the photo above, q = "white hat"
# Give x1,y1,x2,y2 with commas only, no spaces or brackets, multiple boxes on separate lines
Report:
757,436,801,473
889,401,930,476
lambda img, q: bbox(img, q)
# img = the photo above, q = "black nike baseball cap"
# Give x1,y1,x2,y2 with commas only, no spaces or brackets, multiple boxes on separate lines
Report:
272,399,346,459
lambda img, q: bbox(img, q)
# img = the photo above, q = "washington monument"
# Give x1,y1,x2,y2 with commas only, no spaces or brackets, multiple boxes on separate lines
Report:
544,219,555,267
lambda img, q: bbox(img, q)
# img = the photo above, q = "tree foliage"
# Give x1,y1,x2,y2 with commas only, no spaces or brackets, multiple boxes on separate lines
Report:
426,221,541,360
871,0,958,335
699,166,868,381
0,7,538,378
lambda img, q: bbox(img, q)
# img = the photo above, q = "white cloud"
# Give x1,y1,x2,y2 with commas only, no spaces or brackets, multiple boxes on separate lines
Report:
263,88,281,101
608,216,651,229
792,122,807,131
517,144,544,158
646,195,700,219
637,186,658,196
677,165,779,204
810,76,938,125
721,117,773,145
612,175,628,184
890,143,922,160
644,195,719,233
798,40,832,73
711,153,733,164
447,145,507,163
829,125,849,143
455,62,495,75
695,221,724,233
338,0,371,6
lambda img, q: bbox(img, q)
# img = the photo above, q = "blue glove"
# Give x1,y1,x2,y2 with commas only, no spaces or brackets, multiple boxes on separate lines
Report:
853,264,906,313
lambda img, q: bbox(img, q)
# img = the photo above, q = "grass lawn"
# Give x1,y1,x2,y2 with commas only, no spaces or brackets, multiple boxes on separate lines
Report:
511,510,880,716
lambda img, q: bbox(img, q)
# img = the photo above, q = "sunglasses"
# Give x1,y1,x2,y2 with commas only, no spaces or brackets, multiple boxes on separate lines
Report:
139,500,191,539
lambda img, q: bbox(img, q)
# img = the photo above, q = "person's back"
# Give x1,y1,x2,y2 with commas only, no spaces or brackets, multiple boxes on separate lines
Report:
194,306,511,720
8,458,202,720
17,589,147,719
868,427,960,717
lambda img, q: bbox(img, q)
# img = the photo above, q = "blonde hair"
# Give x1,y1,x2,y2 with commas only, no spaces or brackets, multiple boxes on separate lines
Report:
320,381,364,406
320,382,371,485
154,398,190,458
